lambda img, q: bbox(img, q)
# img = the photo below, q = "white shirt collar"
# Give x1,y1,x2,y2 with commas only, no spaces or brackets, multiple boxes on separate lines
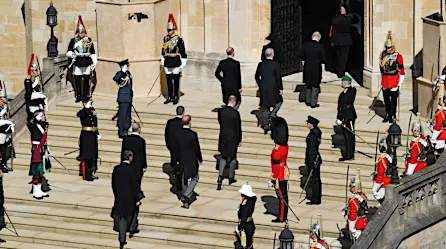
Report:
131,132,139,136
176,115,182,118
183,125,190,129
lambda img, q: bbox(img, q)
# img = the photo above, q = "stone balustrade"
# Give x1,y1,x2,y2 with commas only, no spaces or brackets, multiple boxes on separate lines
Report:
352,152,446,249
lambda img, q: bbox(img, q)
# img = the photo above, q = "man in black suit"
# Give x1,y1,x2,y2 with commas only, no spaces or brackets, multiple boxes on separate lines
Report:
336,75,357,161
300,31,326,108
217,95,242,191
165,106,185,167
173,115,203,209
255,48,283,134
111,150,143,249
330,4,355,78
121,122,147,187
215,47,242,110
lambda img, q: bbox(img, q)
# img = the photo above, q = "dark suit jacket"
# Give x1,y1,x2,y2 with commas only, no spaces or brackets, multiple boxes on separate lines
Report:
173,127,203,180
215,57,242,103
165,117,183,151
111,162,141,216
255,59,283,107
218,106,242,159
300,40,327,87
337,87,357,121
121,134,147,181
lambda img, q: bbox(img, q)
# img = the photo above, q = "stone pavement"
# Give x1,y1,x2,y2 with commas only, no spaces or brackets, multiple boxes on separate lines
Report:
1,78,417,248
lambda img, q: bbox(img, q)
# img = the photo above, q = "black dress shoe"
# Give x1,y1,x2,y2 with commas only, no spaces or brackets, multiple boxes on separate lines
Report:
93,176,99,180
271,218,284,223
306,201,321,205
339,157,347,162
311,104,320,108
229,178,237,185
75,96,81,103
120,242,127,249
0,238,6,243
382,115,389,123
164,97,172,104
129,230,140,238
173,96,179,105
85,178,94,182
305,103,311,106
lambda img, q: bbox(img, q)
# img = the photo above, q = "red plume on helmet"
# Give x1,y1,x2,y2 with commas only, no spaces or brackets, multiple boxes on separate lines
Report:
75,15,87,35
27,53,36,76
167,13,178,30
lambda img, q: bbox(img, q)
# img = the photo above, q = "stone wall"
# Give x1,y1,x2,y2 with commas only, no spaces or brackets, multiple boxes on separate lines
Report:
397,218,446,249
0,0,96,96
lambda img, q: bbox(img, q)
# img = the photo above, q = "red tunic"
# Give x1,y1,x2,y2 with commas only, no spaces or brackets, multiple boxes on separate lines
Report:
271,144,289,181
346,192,368,230
405,136,427,174
381,52,405,89
375,155,391,187
433,109,446,140
310,239,328,249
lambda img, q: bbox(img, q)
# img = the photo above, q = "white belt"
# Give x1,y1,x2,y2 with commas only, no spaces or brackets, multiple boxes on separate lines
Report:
32,141,41,145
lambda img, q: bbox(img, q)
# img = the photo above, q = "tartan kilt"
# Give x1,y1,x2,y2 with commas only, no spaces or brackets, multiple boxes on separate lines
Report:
29,162,44,177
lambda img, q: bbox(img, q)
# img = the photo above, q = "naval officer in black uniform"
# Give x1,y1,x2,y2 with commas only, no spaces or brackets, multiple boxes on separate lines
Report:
113,59,133,138
336,75,357,161
305,116,322,205
236,183,257,249
77,98,100,181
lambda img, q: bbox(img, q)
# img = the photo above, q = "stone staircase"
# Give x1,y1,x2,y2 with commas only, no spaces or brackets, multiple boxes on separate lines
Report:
0,77,414,248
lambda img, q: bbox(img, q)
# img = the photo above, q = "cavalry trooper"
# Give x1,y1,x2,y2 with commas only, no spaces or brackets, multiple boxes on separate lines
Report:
404,118,428,176
342,169,368,241
24,54,47,121
236,183,257,249
0,120,14,173
161,13,188,105
309,215,330,249
371,139,392,205
428,102,446,157
77,98,100,181
66,15,97,102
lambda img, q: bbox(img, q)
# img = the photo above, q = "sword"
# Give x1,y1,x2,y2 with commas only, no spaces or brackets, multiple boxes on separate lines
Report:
366,113,377,124
146,69,163,96
48,183,71,192
345,165,350,207
341,125,375,149
4,208,18,236
374,131,380,172
368,87,382,114
132,104,144,126
271,185,300,222
49,155,72,174
64,148,79,156
299,169,313,199
272,232,276,249
35,55,44,93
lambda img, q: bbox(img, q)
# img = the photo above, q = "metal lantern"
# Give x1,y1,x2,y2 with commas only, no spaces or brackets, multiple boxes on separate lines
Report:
279,224,294,249
387,122,402,147
46,2,58,27
45,1,58,57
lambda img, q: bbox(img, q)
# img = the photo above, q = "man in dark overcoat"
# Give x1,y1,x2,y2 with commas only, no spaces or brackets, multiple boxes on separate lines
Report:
111,150,142,249
215,47,242,109
300,31,326,108
305,116,322,205
113,59,133,138
77,98,99,181
255,48,283,134
336,75,357,161
121,122,147,188
173,115,203,209
217,95,242,190
165,106,185,194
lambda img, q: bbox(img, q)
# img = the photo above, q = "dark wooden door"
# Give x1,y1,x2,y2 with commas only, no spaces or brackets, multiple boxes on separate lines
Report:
271,0,303,76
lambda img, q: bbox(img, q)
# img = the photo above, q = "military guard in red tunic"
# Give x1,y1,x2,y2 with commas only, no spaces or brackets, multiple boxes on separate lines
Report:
343,169,368,240
379,31,405,123
269,117,289,223
428,103,446,155
404,118,427,176
309,215,330,249
161,14,187,105
371,139,392,204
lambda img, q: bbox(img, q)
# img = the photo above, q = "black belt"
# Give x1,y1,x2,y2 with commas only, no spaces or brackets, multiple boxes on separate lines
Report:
272,159,280,164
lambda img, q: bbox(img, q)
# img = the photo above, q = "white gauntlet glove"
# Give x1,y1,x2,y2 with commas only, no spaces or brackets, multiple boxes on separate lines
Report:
97,135,101,141
121,65,128,73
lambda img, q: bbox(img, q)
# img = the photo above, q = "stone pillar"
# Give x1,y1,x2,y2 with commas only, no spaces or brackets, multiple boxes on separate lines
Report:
95,1,160,98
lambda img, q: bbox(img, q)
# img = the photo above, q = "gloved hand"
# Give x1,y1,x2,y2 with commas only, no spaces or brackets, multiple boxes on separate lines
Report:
235,226,240,234
390,86,399,92
97,135,101,141
83,37,89,41
268,180,274,187
91,64,96,71
341,207,348,216
336,119,342,125
434,76,440,85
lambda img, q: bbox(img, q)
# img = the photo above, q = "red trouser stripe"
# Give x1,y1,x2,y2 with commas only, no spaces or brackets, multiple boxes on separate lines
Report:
278,187,285,221
82,159,86,180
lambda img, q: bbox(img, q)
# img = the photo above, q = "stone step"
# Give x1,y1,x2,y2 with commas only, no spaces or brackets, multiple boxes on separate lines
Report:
41,126,380,160
55,100,409,137
280,80,370,96
0,241,80,249
6,203,340,247
2,170,350,242
8,155,378,203
242,88,373,106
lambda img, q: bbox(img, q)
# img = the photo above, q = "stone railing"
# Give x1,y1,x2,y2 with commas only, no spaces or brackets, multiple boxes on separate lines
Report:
9,55,70,136
352,153,446,249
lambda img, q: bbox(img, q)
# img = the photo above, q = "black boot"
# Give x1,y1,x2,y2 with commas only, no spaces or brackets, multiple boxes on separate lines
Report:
217,176,223,191
0,238,6,243
173,96,179,105
382,114,389,123
164,97,172,104
120,242,127,249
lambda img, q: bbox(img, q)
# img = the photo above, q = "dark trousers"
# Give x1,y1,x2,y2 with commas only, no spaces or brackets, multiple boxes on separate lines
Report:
166,74,180,99
117,102,132,138
277,180,288,222
262,102,282,130
335,45,350,78
80,159,93,180
74,75,91,101
113,214,133,244
383,88,398,119
129,206,139,232
341,120,356,159
305,86,320,107
307,169,322,204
